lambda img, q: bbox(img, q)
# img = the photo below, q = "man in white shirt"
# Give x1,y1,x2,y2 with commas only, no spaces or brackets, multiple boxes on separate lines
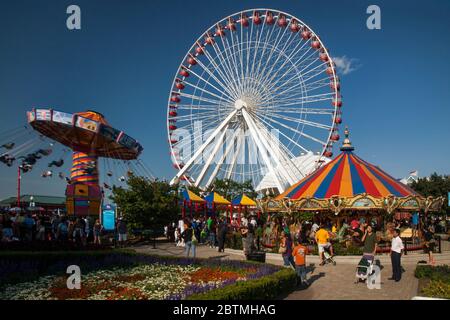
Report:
390,228,404,282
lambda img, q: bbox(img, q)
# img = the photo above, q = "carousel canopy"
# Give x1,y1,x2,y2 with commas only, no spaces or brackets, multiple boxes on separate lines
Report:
277,127,419,201
180,189,205,203
231,194,257,206
204,192,230,205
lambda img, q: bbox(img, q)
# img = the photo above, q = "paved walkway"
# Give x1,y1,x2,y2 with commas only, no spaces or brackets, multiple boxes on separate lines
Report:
131,241,450,300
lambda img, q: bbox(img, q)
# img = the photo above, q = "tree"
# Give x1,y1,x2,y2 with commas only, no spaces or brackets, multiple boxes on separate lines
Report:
110,176,179,231
410,172,450,214
205,178,258,200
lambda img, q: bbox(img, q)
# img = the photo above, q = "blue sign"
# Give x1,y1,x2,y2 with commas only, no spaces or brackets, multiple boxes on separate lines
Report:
448,192,450,207
102,204,116,231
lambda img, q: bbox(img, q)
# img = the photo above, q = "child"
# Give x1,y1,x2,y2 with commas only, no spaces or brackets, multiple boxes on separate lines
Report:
292,241,309,286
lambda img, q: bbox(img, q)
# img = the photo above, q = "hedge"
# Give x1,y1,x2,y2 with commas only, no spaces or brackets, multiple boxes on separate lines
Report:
187,268,297,300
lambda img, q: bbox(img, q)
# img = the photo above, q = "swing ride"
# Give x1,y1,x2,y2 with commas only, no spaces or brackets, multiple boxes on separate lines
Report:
0,108,152,216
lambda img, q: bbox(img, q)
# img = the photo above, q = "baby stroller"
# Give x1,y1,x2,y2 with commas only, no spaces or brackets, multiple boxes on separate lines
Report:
321,245,336,266
355,254,375,284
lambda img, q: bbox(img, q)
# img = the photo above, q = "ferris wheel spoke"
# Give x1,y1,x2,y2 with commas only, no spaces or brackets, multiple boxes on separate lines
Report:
250,111,310,153
259,114,327,146
178,92,231,106
248,20,282,94
183,71,236,103
182,80,235,104
176,104,218,111
266,51,323,95
174,111,218,123
220,35,244,95
186,61,238,100
257,106,335,115
215,38,241,96
253,25,294,90
263,111,332,130
208,41,241,96
262,45,318,95
270,90,334,105
198,49,240,99
259,36,312,90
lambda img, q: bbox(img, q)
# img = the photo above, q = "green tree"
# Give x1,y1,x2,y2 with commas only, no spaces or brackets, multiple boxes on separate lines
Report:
110,176,179,231
206,178,258,200
410,172,450,214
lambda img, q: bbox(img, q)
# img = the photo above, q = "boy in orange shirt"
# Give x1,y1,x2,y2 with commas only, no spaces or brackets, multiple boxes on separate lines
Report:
292,241,309,286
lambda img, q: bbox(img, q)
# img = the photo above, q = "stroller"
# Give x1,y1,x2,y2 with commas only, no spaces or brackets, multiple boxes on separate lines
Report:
355,254,375,284
321,245,336,266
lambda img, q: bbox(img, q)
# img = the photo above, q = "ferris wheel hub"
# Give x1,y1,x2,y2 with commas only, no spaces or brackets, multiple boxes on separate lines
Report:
234,99,248,110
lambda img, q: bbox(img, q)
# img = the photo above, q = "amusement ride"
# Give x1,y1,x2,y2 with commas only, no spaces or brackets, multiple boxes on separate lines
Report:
168,9,343,193
0,109,153,216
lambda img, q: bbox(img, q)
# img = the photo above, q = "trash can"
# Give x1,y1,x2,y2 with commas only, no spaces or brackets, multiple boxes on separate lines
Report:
246,251,266,263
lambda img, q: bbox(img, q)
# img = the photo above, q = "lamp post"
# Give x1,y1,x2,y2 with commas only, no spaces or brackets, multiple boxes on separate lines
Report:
17,166,21,208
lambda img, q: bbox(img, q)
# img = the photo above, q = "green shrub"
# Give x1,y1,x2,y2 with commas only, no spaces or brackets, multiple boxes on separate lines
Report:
415,265,450,282
187,268,296,300
225,231,243,250
422,280,450,299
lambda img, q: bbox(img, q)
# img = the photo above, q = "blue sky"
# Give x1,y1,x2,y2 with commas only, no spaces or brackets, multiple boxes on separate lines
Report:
1,0,449,199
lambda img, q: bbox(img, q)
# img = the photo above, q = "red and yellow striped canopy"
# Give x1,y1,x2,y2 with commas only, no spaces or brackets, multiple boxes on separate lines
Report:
278,151,419,201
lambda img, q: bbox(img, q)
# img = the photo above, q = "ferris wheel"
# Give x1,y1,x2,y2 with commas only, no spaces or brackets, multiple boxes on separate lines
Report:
168,9,343,193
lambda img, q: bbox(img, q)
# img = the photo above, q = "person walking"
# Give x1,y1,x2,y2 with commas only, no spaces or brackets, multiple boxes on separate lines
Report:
280,231,295,268
117,218,128,247
93,219,102,245
292,241,309,286
182,222,197,258
389,229,404,282
217,219,227,252
423,225,436,265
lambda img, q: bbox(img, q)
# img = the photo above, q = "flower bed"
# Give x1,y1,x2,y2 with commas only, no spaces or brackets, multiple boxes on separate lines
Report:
0,251,293,300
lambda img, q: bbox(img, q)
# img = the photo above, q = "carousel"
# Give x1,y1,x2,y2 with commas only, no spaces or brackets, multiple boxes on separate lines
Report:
258,127,444,249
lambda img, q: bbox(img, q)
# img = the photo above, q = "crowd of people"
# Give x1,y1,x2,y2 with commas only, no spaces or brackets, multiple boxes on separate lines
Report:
0,209,129,247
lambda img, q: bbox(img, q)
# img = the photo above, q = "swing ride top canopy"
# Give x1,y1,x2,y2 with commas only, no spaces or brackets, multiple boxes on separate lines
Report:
265,127,445,214
27,109,143,160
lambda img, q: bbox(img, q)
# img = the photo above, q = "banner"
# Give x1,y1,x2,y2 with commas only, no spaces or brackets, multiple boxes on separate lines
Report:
76,116,99,132
36,109,51,121
52,111,73,125
102,204,116,231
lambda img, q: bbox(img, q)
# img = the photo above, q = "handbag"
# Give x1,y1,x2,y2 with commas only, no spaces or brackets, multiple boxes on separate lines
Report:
191,230,198,245
278,245,287,254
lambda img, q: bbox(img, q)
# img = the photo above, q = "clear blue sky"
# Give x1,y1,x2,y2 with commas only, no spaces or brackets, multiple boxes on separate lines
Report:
0,0,449,199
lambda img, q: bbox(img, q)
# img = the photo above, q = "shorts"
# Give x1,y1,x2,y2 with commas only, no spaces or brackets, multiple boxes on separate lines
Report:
318,242,331,254
2,228,13,238
295,265,307,281
119,233,127,241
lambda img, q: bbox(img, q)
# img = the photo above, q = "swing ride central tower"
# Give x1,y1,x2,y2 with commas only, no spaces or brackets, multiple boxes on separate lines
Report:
26,108,143,216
